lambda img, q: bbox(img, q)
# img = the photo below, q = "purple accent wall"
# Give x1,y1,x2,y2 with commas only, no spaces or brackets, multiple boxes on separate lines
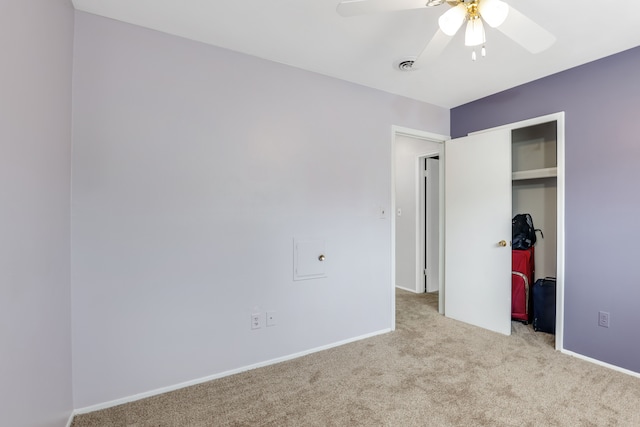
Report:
452,46,640,374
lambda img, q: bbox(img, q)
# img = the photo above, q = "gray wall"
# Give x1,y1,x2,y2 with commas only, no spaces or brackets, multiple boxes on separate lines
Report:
451,46,640,374
71,11,449,408
0,1,74,426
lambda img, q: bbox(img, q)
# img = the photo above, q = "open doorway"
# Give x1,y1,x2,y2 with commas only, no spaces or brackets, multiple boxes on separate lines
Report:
391,126,447,323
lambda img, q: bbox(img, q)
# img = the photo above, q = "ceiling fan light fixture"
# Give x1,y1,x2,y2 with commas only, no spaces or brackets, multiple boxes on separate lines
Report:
464,18,485,46
478,0,509,28
438,4,466,36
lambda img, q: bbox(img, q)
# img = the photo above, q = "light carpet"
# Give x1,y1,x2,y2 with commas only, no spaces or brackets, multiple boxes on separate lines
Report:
71,290,640,426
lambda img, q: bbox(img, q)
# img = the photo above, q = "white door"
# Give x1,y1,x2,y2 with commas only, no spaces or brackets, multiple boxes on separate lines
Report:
425,158,439,293
444,129,512,335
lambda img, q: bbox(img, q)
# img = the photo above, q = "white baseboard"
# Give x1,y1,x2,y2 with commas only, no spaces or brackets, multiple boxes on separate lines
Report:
561,349,640,379
395,285,420,293
73,328,392,416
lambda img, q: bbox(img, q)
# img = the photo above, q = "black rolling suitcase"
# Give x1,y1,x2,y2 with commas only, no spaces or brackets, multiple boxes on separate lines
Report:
532,277,556,334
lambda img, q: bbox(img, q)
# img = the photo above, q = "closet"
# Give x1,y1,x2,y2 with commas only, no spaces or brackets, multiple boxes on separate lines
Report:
511,121,557,283
443,112,564,346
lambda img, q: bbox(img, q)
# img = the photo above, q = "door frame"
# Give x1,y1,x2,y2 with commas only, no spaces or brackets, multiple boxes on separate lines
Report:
469,112,565,351
391,126,448,330
422,157,440,295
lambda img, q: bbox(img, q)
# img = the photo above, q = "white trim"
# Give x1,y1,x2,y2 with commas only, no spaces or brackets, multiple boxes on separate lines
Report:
396,285,423,294
66,412,74,427
73,328,391,415
561,349,640,379
390,126,396,331
438,146,445,315
468,112,564,135
417,154,441,295
417,156,426,293
391,125,449,328
512,167,557,180
392,125,449,142
555,113,566,352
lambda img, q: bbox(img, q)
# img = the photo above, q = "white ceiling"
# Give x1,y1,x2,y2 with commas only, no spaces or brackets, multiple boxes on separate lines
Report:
71,0,640,108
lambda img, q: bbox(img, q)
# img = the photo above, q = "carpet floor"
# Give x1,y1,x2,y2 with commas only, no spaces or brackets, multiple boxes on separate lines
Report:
71,289,640,426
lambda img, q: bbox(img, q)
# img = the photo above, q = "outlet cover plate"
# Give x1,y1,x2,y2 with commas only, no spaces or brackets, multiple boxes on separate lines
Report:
251,313,263,330
598,311,610,328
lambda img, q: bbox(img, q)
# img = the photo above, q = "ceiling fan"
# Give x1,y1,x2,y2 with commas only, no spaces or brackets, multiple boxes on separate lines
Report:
336,0,555,66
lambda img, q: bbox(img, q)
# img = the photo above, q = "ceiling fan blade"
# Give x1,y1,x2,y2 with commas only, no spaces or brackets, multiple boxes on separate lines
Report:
412,29,453,69
336,0,430,17
496,6,556,53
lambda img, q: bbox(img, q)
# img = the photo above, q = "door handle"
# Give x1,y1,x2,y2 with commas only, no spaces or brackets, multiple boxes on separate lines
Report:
498,240,507,247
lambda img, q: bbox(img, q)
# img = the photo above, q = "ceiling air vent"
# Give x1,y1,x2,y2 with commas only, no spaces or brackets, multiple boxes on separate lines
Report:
395,57,418,71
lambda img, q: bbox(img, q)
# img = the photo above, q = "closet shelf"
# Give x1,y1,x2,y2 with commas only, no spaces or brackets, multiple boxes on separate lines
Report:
512,167,557,181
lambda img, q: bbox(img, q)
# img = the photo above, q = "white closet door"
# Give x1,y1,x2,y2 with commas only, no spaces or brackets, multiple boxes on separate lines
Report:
444,129,512,335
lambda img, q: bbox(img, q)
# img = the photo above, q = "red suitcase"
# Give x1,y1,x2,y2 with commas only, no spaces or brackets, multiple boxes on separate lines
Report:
512,271,530,323
512,248,534,323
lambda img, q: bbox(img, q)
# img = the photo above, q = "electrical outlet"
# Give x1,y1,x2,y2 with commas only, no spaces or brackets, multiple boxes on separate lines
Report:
598,311,610,328
251,313,263,330
266,311,276,327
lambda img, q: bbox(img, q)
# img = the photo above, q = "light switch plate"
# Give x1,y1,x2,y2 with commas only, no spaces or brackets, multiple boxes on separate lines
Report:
266,311,276,327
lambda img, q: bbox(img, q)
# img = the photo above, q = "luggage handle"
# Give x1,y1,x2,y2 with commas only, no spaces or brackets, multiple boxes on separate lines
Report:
512,271,530,315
